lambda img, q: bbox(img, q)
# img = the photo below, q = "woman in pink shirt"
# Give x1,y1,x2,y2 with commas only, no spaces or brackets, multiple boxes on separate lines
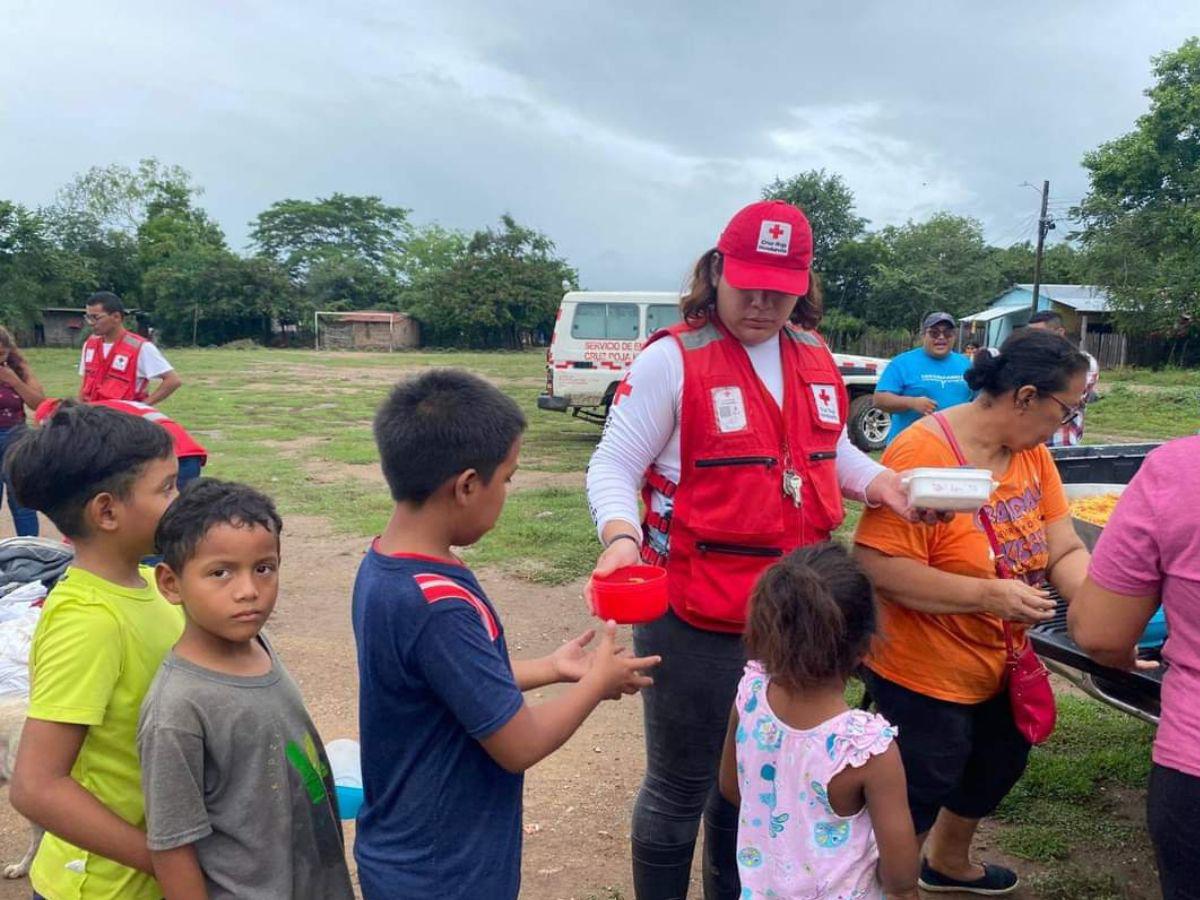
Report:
1069,435,1200,900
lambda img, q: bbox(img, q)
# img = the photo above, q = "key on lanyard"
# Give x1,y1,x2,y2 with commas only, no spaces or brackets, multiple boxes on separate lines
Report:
782,469,802,508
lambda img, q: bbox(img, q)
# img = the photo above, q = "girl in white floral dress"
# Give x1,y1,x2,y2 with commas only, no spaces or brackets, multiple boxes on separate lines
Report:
719,544,919,899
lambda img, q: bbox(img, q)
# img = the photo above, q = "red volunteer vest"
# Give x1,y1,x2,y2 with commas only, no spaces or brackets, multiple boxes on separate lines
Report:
81,331,148,402
641,319,848,632
94,400,208,464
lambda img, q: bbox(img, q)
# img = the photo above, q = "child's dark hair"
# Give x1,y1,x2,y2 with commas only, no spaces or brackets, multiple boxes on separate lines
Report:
156,478,282,572
374,369,526,504
745,543,876,688
4,402,173,538
965,329,1088,397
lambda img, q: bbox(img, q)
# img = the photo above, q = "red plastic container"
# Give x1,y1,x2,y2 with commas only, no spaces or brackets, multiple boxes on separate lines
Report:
588,564,668,625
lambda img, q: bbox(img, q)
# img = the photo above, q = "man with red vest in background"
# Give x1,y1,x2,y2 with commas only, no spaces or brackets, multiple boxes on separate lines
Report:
36,399,207,491
78,291,182,405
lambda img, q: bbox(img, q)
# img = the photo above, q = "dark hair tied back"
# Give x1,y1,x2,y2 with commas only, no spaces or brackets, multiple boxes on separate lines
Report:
964,329,1088,397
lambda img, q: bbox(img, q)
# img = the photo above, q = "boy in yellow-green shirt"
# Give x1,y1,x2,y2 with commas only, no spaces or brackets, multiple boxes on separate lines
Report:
5,402,182,900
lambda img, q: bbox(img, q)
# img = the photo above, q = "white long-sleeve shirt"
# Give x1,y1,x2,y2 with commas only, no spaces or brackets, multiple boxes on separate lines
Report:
586,332,887,539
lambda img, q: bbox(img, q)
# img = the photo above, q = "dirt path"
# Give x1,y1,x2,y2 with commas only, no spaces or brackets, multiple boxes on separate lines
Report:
0,513,1157,899
0,514,644,899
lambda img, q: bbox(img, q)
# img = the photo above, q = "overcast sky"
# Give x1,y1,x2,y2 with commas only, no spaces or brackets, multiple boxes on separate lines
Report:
4,1,1198,290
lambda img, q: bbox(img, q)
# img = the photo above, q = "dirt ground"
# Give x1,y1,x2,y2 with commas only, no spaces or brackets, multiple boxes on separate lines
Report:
0,512,1154,899
0,512,647,900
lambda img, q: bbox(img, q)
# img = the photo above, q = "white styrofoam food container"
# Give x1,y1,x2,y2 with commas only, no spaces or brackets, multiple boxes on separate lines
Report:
902,467,997,512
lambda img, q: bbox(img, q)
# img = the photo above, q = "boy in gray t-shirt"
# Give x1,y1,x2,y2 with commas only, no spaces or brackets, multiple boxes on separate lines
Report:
137,479,354,900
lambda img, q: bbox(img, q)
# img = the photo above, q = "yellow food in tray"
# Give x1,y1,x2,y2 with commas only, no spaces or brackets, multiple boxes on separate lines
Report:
1070,493,1120,527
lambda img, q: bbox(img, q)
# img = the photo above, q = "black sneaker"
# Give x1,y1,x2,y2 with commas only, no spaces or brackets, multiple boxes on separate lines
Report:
918,859,1019,895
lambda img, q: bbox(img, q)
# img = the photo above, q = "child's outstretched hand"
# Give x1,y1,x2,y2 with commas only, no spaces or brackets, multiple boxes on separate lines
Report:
550,628,597,683
583,620,660,699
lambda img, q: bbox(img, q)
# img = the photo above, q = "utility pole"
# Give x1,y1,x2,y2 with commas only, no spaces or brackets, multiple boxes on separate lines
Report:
1030,179,1050,316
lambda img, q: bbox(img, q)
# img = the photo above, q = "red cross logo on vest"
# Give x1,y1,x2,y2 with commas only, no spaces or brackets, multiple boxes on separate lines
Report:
811,384,840,424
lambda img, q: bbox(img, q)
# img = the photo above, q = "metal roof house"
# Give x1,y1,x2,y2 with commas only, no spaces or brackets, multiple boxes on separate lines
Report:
960,284,1115,349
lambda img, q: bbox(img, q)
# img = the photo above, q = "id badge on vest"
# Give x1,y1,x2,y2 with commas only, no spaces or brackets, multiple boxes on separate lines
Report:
710,386,747,434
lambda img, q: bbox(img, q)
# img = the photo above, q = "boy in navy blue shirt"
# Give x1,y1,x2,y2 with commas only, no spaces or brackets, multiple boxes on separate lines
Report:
352,369,660,899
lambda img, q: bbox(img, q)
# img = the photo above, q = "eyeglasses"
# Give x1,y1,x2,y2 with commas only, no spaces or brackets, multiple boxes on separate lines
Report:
84,312,111,324
926,327,955,339
1042,392,1082,425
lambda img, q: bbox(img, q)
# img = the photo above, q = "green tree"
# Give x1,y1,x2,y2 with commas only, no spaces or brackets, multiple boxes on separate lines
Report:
868,214,1002,330
990,241,1087,289
0,202,72,327
403,223,468,280
137,181,227,270
1075,38,1200,334
141,247,296,346
305,255,402,312
405,215,577,348
46,159,198,236
41,158,201,304
249,194,413,281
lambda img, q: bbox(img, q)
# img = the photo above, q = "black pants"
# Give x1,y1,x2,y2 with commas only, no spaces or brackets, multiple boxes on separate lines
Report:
863,669,1031,834
631,609,745,900
1148,763,1200,900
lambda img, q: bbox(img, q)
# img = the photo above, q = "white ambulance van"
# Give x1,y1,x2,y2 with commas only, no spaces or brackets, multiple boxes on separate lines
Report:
537,291,894,451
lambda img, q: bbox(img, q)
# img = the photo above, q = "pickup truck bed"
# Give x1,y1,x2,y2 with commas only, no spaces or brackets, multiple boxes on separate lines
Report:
1032,443,1166,725
1030,588,1163,725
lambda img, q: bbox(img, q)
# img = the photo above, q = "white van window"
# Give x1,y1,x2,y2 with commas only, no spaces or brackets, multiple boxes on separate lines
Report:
646,303,682,335
570,303,640,340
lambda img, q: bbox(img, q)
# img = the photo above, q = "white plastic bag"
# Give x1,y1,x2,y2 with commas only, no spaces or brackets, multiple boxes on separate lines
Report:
325,738,362,789
0,581,47,623
0,607,40,696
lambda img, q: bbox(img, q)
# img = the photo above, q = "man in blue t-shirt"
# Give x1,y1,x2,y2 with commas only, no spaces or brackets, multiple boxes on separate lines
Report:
351,369,659,900
873,311,973,445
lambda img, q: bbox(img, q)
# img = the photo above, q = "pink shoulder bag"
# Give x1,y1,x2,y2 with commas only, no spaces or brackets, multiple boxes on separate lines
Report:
932,412,1057,745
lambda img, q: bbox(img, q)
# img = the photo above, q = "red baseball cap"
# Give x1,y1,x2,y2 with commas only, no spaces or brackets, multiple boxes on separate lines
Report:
716,200,813,296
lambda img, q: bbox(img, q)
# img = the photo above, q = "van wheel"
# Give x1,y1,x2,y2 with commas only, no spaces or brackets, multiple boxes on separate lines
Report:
849,395,890,453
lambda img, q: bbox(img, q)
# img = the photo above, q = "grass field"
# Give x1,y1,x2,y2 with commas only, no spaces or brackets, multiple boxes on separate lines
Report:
23,346,1199,897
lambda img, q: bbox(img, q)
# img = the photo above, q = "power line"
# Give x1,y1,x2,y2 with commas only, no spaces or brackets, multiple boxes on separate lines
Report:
994,213,1037,248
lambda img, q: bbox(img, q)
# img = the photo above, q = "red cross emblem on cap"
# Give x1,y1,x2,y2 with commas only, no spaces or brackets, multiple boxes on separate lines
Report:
768,224,784,240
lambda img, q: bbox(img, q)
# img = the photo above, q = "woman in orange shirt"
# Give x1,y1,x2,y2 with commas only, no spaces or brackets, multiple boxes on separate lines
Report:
854,330,1091,896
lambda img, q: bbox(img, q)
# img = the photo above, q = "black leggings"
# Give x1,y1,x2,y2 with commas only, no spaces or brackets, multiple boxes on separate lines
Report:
631,609,745,900
1148,763,1200,900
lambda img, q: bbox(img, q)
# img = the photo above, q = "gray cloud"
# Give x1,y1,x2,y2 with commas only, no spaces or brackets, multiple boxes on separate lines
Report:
3,0,1198,290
